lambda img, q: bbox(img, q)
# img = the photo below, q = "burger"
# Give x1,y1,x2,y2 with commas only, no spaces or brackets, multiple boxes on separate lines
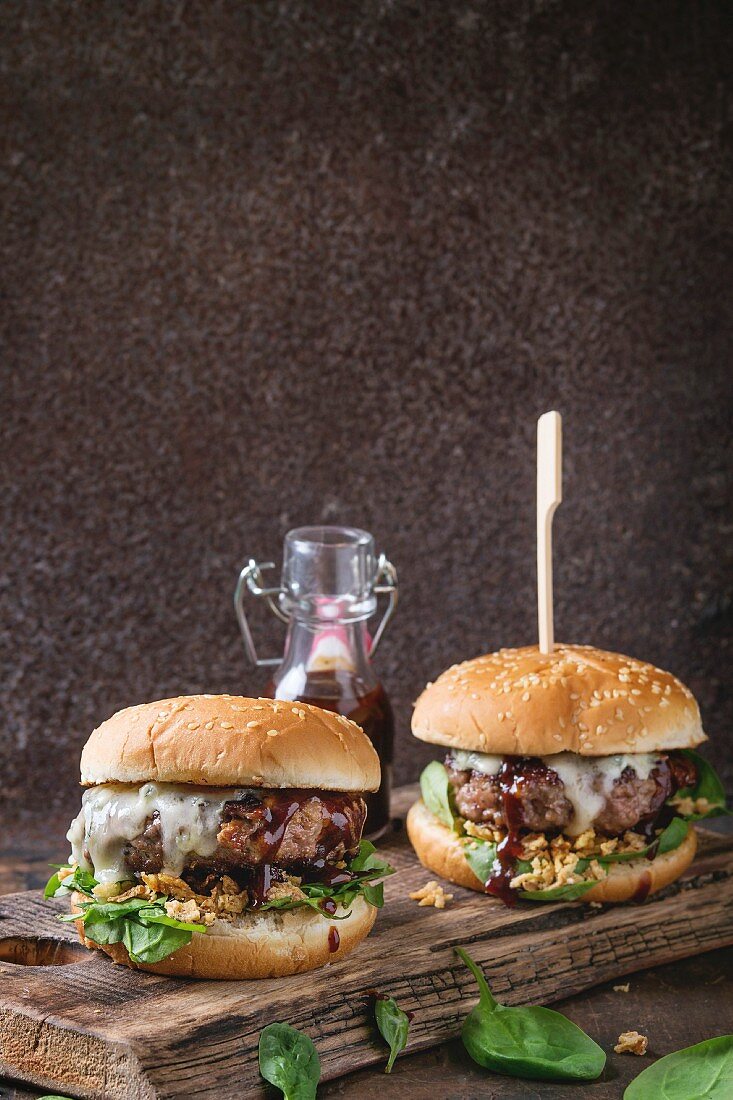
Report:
45,694,393,978
407,645,727,905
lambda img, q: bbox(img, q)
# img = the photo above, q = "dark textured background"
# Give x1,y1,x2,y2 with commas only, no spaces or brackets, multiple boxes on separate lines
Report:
1,0,731,827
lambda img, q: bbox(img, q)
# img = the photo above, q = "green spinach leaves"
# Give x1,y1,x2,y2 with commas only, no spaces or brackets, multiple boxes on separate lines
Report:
420,760,461,831
374,996,411,1073
260,840,394,918
258,1022,320,1100
674,750,730,819
46,865,205,964
624,1034,733,1099
456,947,606,1081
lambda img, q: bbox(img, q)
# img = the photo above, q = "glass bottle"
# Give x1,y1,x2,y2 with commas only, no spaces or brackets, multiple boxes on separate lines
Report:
234,526,397,837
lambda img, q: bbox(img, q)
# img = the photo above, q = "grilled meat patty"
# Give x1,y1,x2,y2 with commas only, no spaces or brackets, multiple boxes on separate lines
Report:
122,789,366,879
445,752,696,836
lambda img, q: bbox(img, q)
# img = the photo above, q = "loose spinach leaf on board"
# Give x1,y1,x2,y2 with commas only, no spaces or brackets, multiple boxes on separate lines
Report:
259,1022,320,1100
674,750,730,819
420,761,461,832
462,838,497,887
624,1034,733,1100
374,996,411,1073
455,947,606,1080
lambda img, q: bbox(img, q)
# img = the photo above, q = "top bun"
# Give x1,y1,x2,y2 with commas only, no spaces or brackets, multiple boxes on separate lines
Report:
412,645,706,757
81,695,380,792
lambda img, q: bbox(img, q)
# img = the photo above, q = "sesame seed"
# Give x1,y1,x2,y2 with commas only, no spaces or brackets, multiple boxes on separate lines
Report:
631,689,641,696
553,733,562,741
627,725,635,734
267,729,279,737
558,717,566,728
186,722,200,730
246,721,260,729
596,724,605,734
498,712,504,721
569,692,580,700
660,698,670,708
204,721,214,730
220,721,233,729
522,692,530,702
505,710,512,719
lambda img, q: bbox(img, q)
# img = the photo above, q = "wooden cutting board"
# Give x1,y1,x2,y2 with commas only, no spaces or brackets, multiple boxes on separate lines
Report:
1,784,732,1099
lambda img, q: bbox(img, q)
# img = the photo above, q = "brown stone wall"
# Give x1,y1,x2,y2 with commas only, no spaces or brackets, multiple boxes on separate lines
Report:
1,1,731,822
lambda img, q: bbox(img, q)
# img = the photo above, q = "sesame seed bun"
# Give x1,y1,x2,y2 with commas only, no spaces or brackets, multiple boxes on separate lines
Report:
70,891,376,978
80,695,380,792
405,799,697,904
412,645,706,757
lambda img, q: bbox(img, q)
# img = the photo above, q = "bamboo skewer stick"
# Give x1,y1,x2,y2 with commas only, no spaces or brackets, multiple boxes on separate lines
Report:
537,411,562,654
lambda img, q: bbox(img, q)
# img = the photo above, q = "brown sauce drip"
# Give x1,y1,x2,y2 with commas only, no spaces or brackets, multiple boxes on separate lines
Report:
248,796,302,908
632,870,652,902
483,759,525,906
235,790,363,909
481,759,560,906
321,898,338,915
328,926,340,953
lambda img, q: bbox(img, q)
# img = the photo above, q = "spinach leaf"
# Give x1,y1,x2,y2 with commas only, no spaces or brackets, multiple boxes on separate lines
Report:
656,816,690,854
362,882,384,908
674,750,730,819
624,1034,733,1100
456,947,606,1080
261,839,394,918
121,917,194,965
259,1022,320,1100
420,761,460,832
44,871,63,898
44,865,98,899
47,866,206,964
374,996,411,1073
589,816,689,866
518,880,598,902
463,838,497,887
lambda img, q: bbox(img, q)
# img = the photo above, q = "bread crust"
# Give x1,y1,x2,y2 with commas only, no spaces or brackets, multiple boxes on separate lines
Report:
412,644,705,757
70,891,376,978
80,694,380,792
406,799,697,904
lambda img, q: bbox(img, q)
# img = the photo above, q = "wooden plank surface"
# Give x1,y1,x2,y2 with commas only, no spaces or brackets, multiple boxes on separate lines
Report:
1,785,732,1100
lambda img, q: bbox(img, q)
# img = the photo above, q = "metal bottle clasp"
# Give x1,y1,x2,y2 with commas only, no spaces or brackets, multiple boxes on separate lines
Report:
234,555,398,669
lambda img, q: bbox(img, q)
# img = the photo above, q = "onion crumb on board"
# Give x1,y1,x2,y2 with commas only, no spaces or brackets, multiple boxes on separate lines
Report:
614,1030,648,1055
409,881,454,909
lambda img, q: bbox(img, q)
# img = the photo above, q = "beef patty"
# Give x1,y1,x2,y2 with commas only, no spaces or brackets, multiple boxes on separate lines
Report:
445,752,696,836
122,789,366,880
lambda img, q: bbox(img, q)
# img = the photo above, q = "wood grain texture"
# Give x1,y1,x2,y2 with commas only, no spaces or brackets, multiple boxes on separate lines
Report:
1,786,732,1099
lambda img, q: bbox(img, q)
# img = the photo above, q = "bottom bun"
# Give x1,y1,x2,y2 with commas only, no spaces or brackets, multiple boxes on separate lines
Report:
71,891,376,978
406,800,698,904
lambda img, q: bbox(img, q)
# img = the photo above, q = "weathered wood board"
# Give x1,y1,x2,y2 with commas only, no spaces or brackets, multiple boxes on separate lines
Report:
1,785,732,1099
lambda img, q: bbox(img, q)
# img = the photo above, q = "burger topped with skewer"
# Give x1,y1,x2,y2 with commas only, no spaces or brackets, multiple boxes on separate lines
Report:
407,644,727,905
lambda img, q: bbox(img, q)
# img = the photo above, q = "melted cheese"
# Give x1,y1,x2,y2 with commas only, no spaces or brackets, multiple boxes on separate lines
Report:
67,782,248,884
540,752,658,836
450,750,503,775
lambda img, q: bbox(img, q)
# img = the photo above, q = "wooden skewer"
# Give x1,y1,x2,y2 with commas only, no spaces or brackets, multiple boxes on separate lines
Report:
537,411,562,654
